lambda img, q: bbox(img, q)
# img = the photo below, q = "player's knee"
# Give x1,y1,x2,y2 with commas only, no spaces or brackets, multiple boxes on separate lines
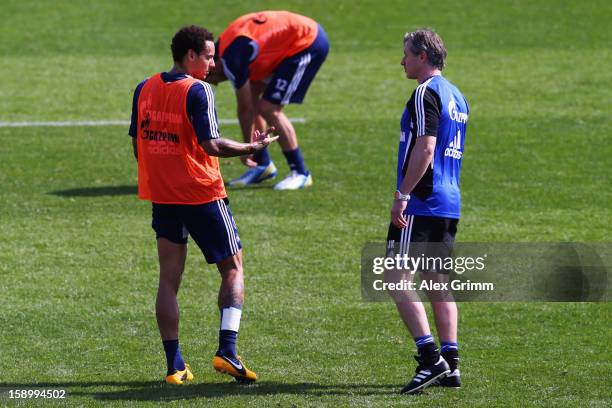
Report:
389,289,420,304
222,266,243,282
431,300,457,313
219,259,244,286
159,270,182,292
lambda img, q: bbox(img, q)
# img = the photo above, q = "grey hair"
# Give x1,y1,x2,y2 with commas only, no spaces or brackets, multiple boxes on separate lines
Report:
403,29,447,70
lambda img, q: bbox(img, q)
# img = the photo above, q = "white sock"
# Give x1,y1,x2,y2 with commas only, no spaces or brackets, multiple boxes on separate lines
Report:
220,307,242,332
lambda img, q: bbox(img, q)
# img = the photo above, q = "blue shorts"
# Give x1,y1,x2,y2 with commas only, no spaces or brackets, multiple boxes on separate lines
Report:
263,24,329,105
151,198,242,264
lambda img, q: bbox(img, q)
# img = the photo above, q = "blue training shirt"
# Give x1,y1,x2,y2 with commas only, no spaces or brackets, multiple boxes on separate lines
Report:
397,75,469,219
129,72,220,142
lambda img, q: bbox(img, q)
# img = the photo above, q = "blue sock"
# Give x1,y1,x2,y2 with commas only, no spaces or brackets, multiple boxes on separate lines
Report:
218,330,238,357
282,148,308,175
254,147,271,166
162,339,185,375
440,341,459,354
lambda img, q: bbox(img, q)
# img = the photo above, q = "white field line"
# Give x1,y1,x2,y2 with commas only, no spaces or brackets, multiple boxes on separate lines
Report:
0,118,306,128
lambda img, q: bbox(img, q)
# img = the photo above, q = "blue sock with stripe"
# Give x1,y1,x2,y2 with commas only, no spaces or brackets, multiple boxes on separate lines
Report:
162,339,186,375
414,334,439,364
441,342,459,371
440,341,459,354
414,334,435,350
254,147,271,166
283,148,308,175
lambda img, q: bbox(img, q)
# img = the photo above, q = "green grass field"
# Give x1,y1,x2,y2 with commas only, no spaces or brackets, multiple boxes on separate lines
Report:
1,0,611,406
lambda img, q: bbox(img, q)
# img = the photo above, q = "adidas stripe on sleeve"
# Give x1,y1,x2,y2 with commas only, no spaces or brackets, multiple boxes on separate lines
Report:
188,81,220,143
410,82,441,138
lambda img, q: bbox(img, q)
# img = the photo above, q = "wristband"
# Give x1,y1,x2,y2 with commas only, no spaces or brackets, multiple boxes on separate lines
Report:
394,190,411,201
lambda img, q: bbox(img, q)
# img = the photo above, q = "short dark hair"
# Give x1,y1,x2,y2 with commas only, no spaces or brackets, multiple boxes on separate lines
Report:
171,25,214,62
404,29,447,70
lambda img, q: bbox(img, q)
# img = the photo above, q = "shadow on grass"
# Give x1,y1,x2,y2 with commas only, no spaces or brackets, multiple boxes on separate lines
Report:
49,185,137,197
49,183,276,197
0,380,398,401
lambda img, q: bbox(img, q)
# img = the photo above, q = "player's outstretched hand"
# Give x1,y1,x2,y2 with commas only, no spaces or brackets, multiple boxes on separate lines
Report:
252,127,278,151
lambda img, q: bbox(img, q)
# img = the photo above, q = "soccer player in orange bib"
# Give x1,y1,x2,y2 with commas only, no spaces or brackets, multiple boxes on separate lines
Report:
128,25,278,384
208,11,329,190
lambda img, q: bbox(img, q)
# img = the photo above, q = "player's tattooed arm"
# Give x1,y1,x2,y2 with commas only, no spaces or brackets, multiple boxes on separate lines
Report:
200,127,278,158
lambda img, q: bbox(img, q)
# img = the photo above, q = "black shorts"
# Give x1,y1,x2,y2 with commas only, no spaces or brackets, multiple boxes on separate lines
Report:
387,215,458,273
262,24,329,105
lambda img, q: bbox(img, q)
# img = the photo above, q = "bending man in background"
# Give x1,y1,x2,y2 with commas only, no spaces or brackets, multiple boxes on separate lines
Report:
208,11,329,190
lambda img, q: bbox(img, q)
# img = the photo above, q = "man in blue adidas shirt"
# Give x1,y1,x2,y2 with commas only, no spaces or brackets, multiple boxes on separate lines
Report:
386,28,469,395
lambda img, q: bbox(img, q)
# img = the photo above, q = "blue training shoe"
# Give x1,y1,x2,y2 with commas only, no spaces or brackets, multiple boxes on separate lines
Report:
228,162,277,187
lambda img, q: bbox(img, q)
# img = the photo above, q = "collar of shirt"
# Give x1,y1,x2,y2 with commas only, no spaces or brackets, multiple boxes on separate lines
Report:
161,72,189,83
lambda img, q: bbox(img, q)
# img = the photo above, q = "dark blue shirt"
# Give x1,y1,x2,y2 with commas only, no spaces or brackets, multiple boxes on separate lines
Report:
220,36,259,89
129,72,220,143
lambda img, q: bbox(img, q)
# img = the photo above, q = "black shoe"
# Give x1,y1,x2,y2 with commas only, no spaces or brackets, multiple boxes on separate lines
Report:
435,351,461,388
400,355,450,395
435,368,461,388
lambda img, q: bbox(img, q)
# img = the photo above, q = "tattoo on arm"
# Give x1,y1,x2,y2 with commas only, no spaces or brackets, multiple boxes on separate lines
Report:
204,138,255,157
